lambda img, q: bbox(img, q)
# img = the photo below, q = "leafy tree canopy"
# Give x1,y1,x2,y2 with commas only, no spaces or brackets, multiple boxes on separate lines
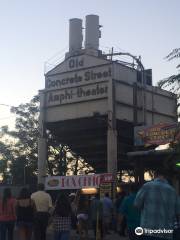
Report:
158,48,180,102
0,95,93,185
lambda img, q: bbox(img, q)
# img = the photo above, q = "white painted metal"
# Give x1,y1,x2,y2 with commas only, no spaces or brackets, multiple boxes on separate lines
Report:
85,15,100,50
69,18,83,52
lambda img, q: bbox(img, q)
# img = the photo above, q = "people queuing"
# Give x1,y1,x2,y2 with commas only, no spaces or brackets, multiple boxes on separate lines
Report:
0,176,180,240
31,183,53,240
90,193,103,239
101,192,113,235
134,169,180,240
76,193,89,239
114,190,127,235
68,193,77,230
52,193,72,240
118,184,140,240
0,188,16,240
16,187,36,240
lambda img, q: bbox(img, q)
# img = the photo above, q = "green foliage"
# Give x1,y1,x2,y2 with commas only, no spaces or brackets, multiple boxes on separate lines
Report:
0,95,39,184
158,49,180,174
0,95,93,185
163,128,180,175
0,140,14,182
158,48,180,101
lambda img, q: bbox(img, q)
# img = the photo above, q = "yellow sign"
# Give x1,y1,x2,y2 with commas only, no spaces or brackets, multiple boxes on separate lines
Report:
99,183,112,199
135,122,180,146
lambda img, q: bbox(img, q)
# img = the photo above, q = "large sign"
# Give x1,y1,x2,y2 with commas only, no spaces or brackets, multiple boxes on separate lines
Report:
45,58,111,107
134,122,180,146
46,65,112,91
46,82,108,107
46,54,110,76
45,173,113,190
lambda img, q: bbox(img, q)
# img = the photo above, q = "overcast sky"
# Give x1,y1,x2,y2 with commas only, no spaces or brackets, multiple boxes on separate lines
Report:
0,0,180,128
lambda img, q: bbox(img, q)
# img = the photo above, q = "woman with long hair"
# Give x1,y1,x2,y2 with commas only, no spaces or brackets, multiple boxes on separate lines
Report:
16,187,36,240
53,193,72,240
0,188,16,240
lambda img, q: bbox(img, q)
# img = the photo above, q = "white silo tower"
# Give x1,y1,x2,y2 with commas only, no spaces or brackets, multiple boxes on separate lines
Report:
85,15,101,50
69,18,83,53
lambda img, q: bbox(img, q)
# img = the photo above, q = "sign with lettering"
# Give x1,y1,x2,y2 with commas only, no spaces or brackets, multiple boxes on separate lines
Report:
134,122,180,146
46,82,108,107
68,58,84,69
45,65,112,91
45,173,113,190
99,183,112,199
46,54,110,75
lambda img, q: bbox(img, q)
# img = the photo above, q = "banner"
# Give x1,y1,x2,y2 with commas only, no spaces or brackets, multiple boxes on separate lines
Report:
134,122,180,146
45,173,113,190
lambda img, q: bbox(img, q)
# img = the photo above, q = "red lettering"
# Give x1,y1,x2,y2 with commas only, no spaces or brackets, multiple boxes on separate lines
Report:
78,177,82,187
83,177,87,187
92,176,96,186
100,174,104,184
61,178,65,188
72,177,76,187
96,176,100,186
66,178,69,187
87,177,91,186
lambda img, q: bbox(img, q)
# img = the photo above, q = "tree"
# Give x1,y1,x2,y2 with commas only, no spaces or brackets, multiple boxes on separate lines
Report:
158,48,180,105
0,95,93,185
0,140,14,182
0,95,39,184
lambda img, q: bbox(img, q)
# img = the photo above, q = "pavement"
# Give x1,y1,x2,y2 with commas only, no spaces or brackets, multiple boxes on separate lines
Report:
14,228,128,240
47,228,128,240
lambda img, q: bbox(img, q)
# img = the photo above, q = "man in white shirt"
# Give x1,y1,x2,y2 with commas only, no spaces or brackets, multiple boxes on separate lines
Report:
31,183,52,240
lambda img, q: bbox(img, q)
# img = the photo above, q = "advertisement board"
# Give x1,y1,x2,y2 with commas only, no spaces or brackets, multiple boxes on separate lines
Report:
46,82,108,107
45,173,113,190
134,122,180,146
99,183,112,199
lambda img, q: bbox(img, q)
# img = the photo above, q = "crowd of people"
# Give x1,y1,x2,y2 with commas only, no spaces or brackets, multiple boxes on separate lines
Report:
0,169,179,240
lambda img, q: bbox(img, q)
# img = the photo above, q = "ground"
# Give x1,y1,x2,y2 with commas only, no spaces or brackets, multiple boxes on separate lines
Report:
14,228,128,240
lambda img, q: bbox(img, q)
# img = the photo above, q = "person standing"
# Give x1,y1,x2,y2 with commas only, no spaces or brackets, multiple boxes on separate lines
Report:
0,188,16,240
68,193,77,230
76,193,89,240
16,187,36,240
31,183,52,240
90,193,103,240
115,190,126,235
118,184,140,240
134,169,180,240
52,193,72,240
101,192,113,235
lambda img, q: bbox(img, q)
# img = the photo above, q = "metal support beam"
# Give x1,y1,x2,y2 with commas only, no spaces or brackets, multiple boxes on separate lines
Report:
107,64,117,175
38,90,47,183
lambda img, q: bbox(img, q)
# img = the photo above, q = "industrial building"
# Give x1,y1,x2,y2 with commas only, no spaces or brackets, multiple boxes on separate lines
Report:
38,15,177,183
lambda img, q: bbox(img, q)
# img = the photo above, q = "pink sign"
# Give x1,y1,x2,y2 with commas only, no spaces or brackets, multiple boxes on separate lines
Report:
45,173,113,190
